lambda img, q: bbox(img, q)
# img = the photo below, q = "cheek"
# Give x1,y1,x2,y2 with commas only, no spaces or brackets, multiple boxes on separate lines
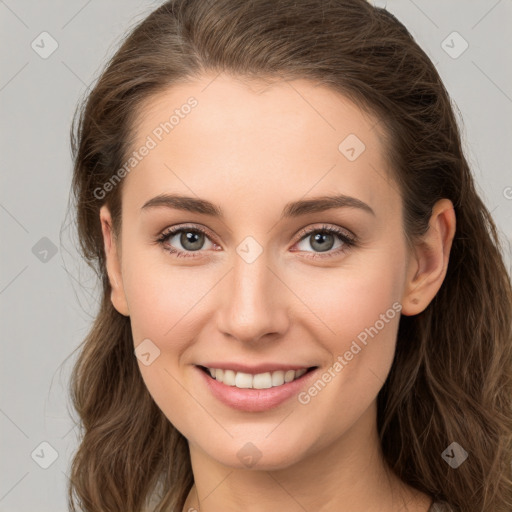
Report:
286,271,402,456
288,245,407,406
121,247,211,346
118,238,407,461
292,251,405,349
121,253,212,438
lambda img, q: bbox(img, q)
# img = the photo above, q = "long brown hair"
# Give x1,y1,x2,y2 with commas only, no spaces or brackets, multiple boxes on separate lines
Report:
66,1,512,510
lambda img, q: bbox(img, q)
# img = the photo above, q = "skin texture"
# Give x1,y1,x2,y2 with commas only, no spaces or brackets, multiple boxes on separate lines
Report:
100,73,456,512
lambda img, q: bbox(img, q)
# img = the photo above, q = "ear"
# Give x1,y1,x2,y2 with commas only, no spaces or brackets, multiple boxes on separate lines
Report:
401,198,456,316
99,205,130,316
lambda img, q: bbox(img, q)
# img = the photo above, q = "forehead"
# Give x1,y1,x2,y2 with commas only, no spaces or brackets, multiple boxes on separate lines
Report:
122,73,397,219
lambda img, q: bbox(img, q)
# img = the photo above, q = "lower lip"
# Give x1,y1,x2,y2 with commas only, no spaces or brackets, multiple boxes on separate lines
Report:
196,366,318,412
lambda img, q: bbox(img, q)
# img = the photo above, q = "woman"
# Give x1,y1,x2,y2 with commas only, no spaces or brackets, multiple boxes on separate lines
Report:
66,1,512,511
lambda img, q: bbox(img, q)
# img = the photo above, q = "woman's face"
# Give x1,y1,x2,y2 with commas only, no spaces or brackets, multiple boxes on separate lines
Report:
101,73,420,469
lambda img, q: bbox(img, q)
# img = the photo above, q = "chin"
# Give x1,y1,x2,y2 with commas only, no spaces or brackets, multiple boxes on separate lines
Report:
199,436,311,471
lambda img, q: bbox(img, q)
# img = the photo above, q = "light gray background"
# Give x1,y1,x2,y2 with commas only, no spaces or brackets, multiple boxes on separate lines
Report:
1,1,511,511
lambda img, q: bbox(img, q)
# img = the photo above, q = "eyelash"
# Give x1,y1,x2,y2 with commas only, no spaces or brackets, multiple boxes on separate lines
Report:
155,223,357,260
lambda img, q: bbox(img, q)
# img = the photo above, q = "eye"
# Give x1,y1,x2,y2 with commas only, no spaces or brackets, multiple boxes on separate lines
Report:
155,224,219,258
155,223,357,260
292,224,357,259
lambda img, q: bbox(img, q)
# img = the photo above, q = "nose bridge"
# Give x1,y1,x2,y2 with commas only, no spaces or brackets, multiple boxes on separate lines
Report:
216,249,289,343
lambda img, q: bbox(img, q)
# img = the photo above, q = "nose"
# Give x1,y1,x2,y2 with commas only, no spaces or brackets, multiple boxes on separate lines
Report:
215,252,290,345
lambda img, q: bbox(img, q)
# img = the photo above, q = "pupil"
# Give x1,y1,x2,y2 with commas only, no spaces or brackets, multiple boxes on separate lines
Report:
311,232,334,252
181,231,204,251
178,231,335,253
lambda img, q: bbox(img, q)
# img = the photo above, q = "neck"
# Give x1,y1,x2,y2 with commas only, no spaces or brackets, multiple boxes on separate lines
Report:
181,403,433,512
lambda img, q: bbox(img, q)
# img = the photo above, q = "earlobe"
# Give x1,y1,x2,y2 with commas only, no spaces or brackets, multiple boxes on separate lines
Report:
99,205,130,317
401,198,456,316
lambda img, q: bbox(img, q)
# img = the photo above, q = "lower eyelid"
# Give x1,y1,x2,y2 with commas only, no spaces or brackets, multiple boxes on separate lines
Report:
292,234,354,257
158,226,355,257
161,229,216,250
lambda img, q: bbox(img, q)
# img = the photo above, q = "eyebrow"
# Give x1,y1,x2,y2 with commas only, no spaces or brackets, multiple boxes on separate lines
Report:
141,193,375,218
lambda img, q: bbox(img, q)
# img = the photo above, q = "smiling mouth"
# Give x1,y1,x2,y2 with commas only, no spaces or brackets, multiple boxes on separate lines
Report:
197,365,317,390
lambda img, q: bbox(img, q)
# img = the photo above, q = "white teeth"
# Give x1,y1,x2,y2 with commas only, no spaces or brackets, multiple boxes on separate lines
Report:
235,372,253,388
271,371,284,387
284,370,296,383
207,367,310,389
253,372,272,389
223,369,236,386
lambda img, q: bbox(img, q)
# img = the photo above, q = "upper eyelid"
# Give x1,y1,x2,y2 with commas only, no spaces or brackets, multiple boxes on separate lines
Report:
160,223,215,239
159,223,355,247
295,224,355,241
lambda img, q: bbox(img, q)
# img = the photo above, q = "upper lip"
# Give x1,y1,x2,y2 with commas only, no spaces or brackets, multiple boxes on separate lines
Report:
198,362,317,374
